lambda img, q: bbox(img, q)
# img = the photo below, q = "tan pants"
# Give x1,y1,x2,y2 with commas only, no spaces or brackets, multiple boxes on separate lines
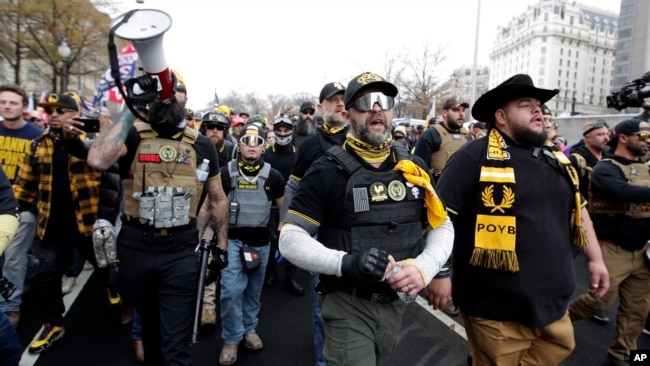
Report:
462,311,575,366
568,240,650,360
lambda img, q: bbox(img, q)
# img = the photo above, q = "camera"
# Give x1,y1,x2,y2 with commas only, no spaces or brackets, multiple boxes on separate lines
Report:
607,71,650,110
228,201,239,225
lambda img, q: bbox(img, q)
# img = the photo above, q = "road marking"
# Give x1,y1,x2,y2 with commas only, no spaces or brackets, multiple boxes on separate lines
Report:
414,296,467,341
19,269,94,366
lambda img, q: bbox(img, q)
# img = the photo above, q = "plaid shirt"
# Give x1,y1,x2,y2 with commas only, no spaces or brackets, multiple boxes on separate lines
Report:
12,131,101,239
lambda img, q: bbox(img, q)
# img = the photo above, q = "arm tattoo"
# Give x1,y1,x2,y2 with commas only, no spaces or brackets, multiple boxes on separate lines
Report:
88,111,135,170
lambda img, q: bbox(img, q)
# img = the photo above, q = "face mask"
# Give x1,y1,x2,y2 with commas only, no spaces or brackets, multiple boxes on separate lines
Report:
274,132,293,146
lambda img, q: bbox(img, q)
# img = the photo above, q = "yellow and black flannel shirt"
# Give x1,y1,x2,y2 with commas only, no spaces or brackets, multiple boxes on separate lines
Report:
12,132,101,239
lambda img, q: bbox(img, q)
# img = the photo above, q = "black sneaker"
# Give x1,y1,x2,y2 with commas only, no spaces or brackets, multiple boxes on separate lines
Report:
29,323,64,353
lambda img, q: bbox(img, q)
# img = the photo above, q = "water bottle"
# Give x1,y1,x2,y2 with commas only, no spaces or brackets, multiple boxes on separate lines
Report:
196,159,209,183
386,265,418,304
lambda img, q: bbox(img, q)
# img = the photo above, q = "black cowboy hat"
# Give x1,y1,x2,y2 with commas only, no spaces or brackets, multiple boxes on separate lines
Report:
472,74,558,124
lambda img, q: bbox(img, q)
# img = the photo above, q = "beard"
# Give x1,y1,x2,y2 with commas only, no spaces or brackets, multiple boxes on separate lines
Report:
510,122,548,147
446,116,463,130
148,98,185,136
295,117,316,136
352,119,391,146
322,111,346,128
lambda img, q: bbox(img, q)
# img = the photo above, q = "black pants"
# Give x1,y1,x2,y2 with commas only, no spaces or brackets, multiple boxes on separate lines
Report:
38,235,111,326
118,226,199,366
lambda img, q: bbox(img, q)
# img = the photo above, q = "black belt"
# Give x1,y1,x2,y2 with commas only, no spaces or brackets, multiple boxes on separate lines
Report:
338,285,398,305
121,218,196,237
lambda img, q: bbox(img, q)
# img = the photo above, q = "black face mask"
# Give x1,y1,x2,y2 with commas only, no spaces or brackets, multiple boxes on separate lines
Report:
148,98,185,136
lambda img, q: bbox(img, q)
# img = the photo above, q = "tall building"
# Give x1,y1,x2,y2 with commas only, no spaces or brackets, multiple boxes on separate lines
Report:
489,0,618,115
612,0,650,110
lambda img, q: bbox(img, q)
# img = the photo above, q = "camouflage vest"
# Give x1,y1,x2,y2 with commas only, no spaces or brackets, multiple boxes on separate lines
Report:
589,159,650,218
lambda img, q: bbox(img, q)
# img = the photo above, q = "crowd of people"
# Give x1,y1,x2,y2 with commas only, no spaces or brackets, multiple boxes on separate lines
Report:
0,68,648,366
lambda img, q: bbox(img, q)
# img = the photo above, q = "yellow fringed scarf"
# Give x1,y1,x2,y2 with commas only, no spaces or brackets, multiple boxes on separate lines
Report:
344,133,392,164
393,160,447,229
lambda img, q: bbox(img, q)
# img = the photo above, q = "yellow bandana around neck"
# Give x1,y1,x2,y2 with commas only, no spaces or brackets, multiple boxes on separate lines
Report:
393,160,447,229
344,133,392,164
323,123,346,135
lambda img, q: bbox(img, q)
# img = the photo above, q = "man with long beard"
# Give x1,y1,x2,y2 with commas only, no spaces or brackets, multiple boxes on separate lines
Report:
435,74,609,365
293,101,318,147
280,72,454,365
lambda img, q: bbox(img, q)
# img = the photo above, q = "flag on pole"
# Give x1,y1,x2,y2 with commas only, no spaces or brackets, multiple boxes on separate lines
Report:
213,91,220,108
93,44,138,107
425,99,435,122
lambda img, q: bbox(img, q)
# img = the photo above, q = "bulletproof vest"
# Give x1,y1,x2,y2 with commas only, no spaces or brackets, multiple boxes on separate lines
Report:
429,124,468,176
123,123,204,227
227,160,272,228
589,159,650,218
318,145,425,262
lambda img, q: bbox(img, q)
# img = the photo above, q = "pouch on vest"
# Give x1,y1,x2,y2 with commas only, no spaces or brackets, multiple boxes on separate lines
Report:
240,245,261,273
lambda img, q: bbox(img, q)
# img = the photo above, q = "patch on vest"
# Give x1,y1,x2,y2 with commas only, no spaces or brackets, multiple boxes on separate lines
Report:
159,146,177,162
238,180,258,190
140,143,159,154
370,182,388,202
138,154,161,163
387,180,406,201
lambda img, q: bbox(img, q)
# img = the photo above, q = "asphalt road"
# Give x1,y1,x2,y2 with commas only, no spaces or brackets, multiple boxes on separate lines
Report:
12,254,650,366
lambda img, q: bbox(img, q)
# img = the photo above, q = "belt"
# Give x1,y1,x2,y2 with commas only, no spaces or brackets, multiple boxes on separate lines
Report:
338,285,398,305
121,218,196,237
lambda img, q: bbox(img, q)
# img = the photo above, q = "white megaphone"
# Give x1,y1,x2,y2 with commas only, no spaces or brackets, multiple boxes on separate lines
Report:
111,9,175,100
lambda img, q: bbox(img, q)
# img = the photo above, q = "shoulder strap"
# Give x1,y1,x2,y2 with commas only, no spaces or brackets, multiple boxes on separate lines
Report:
325,145,363,175
259,162,272,180
393,144,411,161
570,153,591,178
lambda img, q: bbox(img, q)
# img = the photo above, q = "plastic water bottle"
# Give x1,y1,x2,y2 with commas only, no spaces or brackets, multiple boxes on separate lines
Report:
196,159,209,183
386,265,418,304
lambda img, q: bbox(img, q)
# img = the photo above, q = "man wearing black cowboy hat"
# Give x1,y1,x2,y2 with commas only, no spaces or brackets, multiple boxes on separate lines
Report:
568,119,650,366
433,74,609,365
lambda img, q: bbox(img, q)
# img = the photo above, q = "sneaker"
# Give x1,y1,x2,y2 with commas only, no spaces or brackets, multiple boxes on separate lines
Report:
61,276,77,295
244,332,263,351
5,311,20,328
592,313,610,324
219,343,238,365
201,309,216,326
29,323,64,353
442,299,459,316
106,288,122,307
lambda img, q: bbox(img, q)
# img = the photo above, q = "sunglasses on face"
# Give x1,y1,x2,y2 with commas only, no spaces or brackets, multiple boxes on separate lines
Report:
301,110,315,116
239,135,265,146
205,125,226,131
582,121,609,136
351,92,395,112
44,107,75,115
629,132,650,141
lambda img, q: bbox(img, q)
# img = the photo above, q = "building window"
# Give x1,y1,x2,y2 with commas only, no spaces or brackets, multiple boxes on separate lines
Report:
541,46,546,54
544,13,548,21
540,68,545,76
541,57,546,65
570,16,574,25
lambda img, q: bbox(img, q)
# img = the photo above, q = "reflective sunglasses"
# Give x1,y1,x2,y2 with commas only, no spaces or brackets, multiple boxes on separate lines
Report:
205,125,227,131
44,107,75,115
301,110,315,116
582,121,609,136
239,135,265,146
629,131,650,141
351,92,395,112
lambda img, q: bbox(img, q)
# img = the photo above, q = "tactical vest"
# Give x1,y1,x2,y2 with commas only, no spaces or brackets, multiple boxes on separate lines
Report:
589,159,650,218
429,124,468,176
227,160,272,228
123,123,204,228
318,145,425,262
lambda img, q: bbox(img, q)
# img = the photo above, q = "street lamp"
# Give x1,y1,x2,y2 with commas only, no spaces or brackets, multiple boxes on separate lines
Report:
58,38,71,92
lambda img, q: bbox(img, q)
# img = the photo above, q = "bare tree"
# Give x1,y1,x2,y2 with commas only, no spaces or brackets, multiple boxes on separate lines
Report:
399,42,447,120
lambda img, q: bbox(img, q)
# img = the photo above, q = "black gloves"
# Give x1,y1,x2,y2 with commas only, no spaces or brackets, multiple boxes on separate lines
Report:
208,246,229,271
341,247,390,284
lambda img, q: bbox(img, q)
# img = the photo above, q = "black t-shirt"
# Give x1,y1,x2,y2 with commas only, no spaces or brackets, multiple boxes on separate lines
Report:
263,144,296,181
290,127,348,180
436,133,577,329
221,161,285,246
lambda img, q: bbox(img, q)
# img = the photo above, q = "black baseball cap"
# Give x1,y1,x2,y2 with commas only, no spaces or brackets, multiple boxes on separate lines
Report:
319,82,346,103
344,72,398,109
300,102,316,113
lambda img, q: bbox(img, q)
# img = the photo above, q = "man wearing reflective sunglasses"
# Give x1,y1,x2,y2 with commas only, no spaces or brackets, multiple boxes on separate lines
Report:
217,124,285,365
569,119,650,366
280,72,454,365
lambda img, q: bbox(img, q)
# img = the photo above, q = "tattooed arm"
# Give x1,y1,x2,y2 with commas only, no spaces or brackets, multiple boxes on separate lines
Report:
197,175,228,251
87,108,136,171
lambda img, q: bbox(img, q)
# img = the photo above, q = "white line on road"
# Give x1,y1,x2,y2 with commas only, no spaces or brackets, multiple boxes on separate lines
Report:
415,296,468,341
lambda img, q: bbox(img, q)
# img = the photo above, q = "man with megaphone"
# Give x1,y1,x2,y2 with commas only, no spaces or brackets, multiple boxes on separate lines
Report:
87,9,229,366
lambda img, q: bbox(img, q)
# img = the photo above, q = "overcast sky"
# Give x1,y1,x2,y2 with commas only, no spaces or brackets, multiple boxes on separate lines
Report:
106,0,621,110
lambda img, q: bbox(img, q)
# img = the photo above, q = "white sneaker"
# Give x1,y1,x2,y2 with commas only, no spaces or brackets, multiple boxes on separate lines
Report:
61,276,77,295
83,261,94,271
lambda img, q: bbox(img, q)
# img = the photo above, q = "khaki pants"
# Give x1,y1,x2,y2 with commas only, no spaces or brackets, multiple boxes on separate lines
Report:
568,240,650,360
462,311,575,366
